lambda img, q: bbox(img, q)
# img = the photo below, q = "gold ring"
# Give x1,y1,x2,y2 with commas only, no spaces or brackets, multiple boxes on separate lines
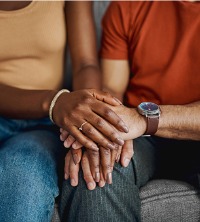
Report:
79,121,87,131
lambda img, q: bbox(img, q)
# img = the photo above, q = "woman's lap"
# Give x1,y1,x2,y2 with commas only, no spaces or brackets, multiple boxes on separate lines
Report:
0,118,64,222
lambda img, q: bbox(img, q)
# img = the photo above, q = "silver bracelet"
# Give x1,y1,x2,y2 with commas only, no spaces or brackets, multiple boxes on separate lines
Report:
49,89,70,124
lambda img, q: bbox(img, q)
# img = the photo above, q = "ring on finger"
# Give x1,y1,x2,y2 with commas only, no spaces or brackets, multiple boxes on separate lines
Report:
79,121,87,131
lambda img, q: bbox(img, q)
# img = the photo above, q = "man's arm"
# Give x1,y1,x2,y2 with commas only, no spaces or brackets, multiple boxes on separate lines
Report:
101,59,130,101
157,103,200,140
102,59,200,141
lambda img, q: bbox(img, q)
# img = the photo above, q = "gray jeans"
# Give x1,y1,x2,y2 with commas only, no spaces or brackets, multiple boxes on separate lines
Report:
59,136,200,222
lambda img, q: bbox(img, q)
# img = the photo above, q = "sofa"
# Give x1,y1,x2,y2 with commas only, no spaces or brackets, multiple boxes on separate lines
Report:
52,2,200,221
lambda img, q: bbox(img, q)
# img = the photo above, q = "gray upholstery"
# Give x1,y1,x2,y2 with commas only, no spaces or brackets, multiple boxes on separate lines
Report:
52,179,200,222
140,180,200,222
52,2,200,222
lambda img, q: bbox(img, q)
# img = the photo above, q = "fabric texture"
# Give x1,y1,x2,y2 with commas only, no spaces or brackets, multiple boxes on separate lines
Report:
53,179,200,222
140,179,200,222
52,1,200,222
0,1,66,90
59,136,159,222
100,1,200,107
0,117,65,222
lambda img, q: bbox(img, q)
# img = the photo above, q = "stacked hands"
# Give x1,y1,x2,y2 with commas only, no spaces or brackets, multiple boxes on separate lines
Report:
52,89,146,190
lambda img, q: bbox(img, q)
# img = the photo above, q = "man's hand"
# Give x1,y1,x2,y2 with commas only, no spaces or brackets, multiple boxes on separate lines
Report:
119,140,134,167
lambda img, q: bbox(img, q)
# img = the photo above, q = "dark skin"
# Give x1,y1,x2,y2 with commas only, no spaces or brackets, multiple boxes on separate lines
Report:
0,1,127,149
0,1,129,189
0,1,32,11
62,2,133,188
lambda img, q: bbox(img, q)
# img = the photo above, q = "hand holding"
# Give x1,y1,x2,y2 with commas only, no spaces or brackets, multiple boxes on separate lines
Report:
53,89,128,151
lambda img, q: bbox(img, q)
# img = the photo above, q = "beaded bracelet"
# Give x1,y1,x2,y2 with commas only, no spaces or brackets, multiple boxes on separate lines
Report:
49,89,70,124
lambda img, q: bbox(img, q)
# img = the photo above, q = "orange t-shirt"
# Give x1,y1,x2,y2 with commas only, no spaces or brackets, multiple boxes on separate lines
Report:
100,1,200,107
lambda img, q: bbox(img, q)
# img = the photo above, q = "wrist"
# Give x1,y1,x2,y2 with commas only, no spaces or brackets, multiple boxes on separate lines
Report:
42,90,58,117
137,102,161,136
48,89,70,123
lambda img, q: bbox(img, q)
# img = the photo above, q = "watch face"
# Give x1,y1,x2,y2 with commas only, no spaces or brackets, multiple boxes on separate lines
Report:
138,102,160,115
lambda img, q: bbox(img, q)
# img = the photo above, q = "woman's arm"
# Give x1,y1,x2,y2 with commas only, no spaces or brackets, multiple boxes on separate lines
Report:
65,1,101,90
0,84,54,119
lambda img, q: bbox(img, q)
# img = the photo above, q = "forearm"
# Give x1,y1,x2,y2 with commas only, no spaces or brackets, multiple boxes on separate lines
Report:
157,103,200,140
0,84,56,119
65,2,100,90
73,65,101,90
109,102,200,142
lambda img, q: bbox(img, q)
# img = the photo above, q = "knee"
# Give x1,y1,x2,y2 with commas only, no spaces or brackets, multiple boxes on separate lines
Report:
0,130,60,196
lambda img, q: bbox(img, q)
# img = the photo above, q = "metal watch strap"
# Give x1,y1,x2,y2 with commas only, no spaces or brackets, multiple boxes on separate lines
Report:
145,116,159,135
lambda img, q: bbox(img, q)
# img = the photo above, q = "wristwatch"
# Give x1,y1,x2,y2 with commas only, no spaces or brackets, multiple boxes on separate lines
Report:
137,102,161,135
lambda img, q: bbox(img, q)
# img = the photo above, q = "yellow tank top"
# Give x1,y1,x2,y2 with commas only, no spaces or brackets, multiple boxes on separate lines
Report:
0,1,66,90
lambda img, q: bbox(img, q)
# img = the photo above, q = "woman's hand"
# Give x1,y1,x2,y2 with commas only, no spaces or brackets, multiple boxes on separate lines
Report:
53,89,128,151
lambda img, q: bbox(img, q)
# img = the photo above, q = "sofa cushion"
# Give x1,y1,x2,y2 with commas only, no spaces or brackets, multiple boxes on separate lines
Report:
140,179,200,222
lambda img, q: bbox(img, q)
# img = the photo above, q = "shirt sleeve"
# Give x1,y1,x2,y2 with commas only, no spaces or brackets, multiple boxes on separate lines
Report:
100,1,130,60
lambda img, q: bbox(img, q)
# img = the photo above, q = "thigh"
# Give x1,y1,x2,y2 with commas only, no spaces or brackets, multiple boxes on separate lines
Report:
0,129,65,222
60,137,157,222
133,136,158,188
60,162,140,222
153,137,200,185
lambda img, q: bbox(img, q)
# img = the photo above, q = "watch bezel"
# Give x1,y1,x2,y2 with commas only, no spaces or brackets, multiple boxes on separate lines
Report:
137,102,160,116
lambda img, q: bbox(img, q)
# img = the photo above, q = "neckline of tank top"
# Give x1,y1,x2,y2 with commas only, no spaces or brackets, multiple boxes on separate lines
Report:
0,1,36,16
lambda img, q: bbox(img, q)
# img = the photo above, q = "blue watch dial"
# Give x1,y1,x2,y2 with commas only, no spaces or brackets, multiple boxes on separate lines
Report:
138,102,160,116
139,102,158,112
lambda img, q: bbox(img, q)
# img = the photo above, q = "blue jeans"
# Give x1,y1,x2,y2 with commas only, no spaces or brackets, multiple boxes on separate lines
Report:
0,117,64,222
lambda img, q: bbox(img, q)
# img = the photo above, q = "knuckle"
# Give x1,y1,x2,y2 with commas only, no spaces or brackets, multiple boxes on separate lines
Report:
89,150,99,157
94,164,100,169
74,103,83,111
84,141,92,149
104,108,113,118
85,127,94,136
102,148,110,156
82,95,92,104
81,156,87,164
96,118,104,128
110,131,118,140
105,164,112,171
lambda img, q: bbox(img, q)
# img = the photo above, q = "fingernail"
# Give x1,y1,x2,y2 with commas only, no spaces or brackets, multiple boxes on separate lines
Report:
95,172,100,182
64,141,70,148
99,180,105,187
107,172,112,184
116,138,124,146
64,173,69,180
114,97,122,105
107,143,116,150
124,158,130,167
72,153,79,165
91,144,99,151
116,154,120,163
72,143,77,149
87,182,95,190
70,179,77,186
60,135,64,141
122,125,129,133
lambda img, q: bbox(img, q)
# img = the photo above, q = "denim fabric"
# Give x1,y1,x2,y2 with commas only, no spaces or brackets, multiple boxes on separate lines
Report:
0,117,65,222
